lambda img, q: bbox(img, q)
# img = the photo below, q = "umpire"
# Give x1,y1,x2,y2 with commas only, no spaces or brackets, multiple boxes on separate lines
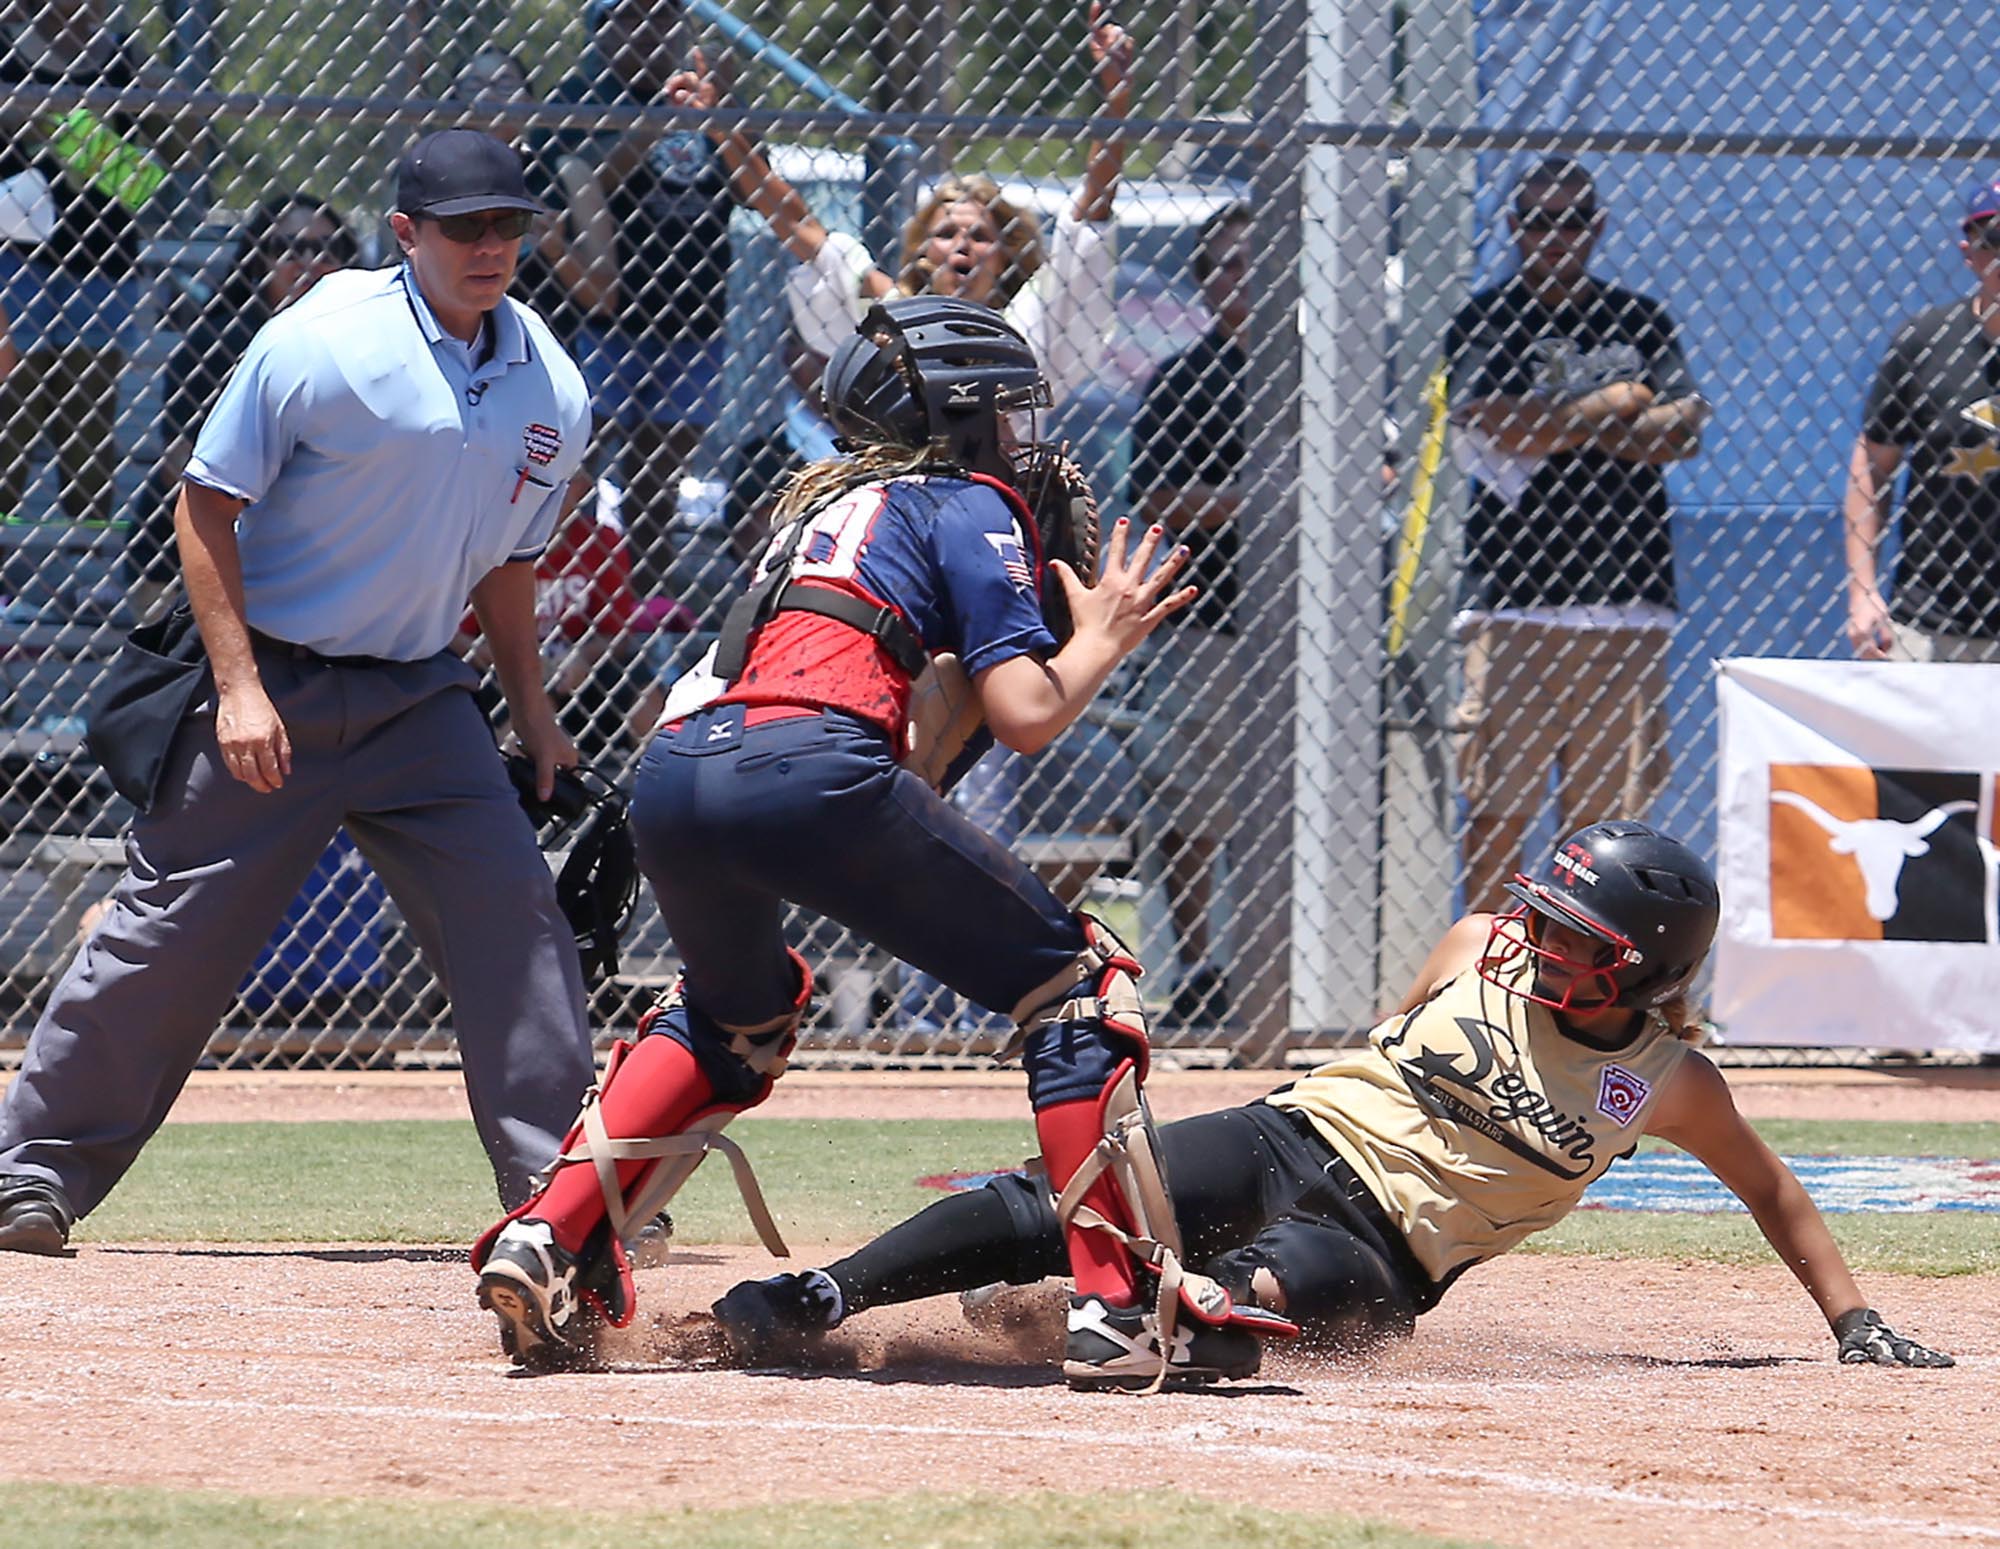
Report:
0,129,598,1254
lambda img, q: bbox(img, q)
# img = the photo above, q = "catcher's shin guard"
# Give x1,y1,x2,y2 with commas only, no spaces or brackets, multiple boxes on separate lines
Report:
1019,918,1297,1391
471,952,808,1328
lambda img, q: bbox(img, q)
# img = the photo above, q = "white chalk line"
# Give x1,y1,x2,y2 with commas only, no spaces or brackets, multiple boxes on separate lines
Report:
3,1385,1995,1542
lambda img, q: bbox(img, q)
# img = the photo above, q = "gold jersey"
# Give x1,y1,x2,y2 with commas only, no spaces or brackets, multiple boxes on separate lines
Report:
1268,955,1690,1287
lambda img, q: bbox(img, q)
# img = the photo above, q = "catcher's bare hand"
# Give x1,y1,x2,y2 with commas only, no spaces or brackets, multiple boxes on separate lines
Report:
1834,1307,1954,1368
216,682,292,794
1055,517,1196,658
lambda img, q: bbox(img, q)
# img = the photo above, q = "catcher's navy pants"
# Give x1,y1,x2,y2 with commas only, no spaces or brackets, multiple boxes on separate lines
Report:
635,704,1090,1039
0,647,595,1215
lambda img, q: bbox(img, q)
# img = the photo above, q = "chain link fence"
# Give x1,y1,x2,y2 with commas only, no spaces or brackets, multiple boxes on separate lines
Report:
0,0,1986,1068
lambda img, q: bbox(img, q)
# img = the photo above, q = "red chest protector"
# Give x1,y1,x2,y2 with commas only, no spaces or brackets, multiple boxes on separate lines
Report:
711,471,1044,741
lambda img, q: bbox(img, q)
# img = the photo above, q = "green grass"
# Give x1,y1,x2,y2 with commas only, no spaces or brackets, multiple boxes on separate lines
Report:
75,1115,2000,1278
1518,1117,2000,1276
81,1117,1038,1248
0,1483,1493,1549
1675,1117,2000,1157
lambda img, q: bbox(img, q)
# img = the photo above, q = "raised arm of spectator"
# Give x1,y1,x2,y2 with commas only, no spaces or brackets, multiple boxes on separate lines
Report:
1071,2,1131,223
1003,2,1132,405
1844,435,1902,658
665,47,896,295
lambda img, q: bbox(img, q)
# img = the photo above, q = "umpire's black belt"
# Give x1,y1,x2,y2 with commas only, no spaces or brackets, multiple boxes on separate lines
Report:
249,628,399,670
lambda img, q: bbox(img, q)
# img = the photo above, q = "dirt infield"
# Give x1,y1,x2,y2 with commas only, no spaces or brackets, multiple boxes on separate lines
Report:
0,1241,1991,1547
0,1068,1994,1547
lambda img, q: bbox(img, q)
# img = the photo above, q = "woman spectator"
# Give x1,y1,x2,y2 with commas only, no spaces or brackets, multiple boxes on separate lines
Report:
686,0,1132,416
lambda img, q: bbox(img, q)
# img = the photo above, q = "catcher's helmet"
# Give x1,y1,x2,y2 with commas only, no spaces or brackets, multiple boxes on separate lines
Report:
1479,819,1719,1013
505,756,639,982
821,296,1051,483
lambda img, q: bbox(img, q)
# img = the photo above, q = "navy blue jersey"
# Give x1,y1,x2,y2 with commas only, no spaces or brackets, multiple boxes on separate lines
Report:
721,473,1056,734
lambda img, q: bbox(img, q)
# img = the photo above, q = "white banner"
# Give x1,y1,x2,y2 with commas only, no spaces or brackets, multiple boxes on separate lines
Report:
1714,658,2000,1053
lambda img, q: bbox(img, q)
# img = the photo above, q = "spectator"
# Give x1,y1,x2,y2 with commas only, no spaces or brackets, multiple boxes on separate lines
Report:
1844,175,2000,665
548,0,743,603
1445,157,1709,911
1127,200,1251,1025
744,1,1132,417
0,129,599,1255
0,1,183,524
447,44,617,355
122,192,355,617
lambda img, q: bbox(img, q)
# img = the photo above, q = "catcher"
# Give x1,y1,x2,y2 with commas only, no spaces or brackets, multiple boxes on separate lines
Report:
472,296,1296,1389
713,821,1955,1373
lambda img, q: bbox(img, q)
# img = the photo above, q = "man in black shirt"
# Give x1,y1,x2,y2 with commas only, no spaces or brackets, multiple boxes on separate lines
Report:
1129,202,1250,1023
1845,177,2000,663
1445,158,1708,910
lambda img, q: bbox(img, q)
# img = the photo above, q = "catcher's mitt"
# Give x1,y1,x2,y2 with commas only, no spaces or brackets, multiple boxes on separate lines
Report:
1016,442,1101,642
904,652,992,793
505,756,640,981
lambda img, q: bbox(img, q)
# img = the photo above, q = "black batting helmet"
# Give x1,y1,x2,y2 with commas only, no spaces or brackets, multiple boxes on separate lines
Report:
1480,820,1720,1013
820,296,1051,483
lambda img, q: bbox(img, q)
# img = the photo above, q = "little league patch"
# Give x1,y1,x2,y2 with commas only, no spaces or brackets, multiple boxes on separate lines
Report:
923,1157,2000,1214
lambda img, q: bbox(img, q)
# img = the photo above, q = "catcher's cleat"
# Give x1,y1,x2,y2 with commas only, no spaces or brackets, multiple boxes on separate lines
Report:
711,1269,845,1364
1062,1293,1263,1392
477,1219,609,1371
0,1175,73,1256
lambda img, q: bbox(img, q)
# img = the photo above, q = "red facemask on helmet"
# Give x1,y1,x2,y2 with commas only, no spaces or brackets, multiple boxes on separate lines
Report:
1475,884,1643,1014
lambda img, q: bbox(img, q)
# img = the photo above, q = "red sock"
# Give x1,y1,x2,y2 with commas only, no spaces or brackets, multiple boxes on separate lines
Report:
535,1037,715,1256
1034,1096,1140,1306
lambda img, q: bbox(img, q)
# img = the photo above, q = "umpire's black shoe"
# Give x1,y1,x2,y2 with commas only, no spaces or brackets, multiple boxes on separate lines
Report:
0,1175,73,1256
1062,1293,1262,1391
712,1269,845,1364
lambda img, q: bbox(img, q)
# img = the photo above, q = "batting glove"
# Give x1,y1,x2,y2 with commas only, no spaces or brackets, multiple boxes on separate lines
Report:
1833,1307,1954,1368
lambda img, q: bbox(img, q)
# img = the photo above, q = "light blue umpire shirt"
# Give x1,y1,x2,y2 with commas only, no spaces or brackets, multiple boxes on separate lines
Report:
184,263,591,661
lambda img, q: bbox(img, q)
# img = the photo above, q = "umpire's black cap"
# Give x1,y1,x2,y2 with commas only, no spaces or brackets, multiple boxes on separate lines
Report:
395,129,546,217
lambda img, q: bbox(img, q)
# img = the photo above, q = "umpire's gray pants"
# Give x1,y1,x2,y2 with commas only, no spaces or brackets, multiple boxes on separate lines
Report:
0,645,596,1215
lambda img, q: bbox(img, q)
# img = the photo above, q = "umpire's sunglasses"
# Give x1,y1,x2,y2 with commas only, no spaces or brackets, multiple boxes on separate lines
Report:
428,210,536,244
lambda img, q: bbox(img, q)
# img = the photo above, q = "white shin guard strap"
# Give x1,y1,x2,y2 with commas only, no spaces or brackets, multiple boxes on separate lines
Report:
553,1084,791,1258
1048,1064,1190,1394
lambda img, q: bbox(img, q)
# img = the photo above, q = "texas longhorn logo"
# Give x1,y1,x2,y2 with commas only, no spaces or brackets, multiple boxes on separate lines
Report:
1768,765,1986,942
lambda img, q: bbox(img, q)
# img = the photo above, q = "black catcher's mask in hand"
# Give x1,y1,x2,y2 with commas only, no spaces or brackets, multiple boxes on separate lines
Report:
505,756,640,981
